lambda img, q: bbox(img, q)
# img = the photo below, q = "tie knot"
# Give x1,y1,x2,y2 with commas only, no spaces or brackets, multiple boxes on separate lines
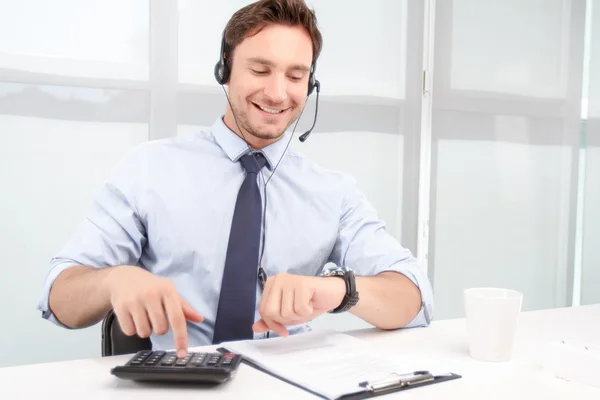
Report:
239,153,268,174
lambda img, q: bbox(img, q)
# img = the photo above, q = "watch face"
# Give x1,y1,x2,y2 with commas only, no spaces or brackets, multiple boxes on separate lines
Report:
320,266,351,277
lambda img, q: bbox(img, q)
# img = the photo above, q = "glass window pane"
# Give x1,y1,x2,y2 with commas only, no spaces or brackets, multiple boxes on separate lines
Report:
431,135,574,319
0,0,149,80
450,0,569,97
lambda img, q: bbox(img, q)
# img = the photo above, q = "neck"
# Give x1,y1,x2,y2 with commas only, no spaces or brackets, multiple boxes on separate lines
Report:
223,109,279,150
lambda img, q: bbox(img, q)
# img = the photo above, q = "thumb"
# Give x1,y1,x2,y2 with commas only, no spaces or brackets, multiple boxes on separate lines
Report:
252,319,269,333
181,298,204,323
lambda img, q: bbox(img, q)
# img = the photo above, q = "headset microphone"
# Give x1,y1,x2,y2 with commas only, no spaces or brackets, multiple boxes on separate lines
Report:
298,80,320,143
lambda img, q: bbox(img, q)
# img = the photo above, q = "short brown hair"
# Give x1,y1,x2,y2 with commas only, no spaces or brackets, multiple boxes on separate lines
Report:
222,0,323,67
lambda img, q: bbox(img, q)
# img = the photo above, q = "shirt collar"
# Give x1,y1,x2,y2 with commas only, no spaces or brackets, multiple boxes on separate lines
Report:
210,116,291,170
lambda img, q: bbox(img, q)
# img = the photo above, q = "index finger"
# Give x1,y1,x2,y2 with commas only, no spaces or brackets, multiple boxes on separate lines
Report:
163,293,188,358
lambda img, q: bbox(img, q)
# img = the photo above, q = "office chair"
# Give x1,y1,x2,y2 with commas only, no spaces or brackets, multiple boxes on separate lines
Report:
101,309,152,356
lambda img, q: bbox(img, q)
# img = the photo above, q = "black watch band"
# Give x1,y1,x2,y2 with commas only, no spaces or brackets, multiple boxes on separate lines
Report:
329,270,360,314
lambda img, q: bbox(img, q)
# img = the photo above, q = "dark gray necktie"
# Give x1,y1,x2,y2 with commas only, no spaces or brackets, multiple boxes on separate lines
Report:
213,153,267,344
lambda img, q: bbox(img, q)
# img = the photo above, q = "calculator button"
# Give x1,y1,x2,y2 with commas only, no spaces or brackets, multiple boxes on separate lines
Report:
175,353,193,366
160,353,177,366
190,353,207,366
206,354,222,365
129,350,152,365
144,351,166,365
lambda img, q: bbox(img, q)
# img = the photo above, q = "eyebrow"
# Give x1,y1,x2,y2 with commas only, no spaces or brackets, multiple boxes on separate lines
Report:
246,57,311,73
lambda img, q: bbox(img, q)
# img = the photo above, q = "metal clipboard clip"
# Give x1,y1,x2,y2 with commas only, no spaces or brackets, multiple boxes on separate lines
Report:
358,371,436,394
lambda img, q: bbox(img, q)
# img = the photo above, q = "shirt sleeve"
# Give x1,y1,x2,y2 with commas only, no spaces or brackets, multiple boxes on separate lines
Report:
37,146,148,328
328,175,434,328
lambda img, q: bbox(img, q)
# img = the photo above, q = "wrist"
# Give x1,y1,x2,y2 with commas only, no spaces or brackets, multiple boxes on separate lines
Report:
323,275,346,310
103,265,128,301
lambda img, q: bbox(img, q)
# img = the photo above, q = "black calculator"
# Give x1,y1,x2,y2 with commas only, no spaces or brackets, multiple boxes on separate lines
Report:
111,350,243,384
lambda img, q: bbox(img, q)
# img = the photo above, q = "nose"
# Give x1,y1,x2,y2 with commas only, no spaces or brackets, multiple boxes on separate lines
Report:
263,73,287,103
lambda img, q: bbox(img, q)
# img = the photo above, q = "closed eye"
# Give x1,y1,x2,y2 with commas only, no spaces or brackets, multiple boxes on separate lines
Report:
252,69,268,75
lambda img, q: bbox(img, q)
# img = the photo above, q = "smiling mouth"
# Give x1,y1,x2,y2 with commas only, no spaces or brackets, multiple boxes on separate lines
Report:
253,103,287,115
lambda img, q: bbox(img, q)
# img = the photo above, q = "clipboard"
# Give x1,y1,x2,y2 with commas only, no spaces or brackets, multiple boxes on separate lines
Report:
338,370,462,399
217,347,462,399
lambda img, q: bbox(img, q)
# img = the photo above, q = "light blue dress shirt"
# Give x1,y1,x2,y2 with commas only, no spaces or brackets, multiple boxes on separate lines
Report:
38,117,433,350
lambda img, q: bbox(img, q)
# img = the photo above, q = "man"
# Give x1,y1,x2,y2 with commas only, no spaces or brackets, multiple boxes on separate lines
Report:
38,0,433,359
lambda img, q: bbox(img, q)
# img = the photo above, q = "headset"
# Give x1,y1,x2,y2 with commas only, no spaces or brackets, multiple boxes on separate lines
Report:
214,33,321,142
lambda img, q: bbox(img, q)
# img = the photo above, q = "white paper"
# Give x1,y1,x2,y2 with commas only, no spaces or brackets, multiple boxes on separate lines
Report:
222,329,434,399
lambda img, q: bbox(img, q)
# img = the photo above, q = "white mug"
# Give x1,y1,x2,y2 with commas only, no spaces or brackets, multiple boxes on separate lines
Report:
464,288,523,362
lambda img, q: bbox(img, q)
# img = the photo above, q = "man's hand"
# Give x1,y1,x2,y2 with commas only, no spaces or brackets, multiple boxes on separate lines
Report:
107,266,204,357
252,273,346,337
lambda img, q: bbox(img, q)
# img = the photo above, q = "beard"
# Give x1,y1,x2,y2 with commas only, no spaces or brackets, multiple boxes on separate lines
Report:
229,100,299,141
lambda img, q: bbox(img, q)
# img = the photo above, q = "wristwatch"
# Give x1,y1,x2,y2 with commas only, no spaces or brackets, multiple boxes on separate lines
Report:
319,266,360,313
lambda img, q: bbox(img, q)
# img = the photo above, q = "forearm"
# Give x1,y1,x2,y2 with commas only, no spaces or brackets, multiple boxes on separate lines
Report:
350,271,422,330
48,265,116,328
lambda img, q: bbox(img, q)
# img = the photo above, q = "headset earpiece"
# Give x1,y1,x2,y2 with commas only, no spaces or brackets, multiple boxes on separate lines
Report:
214,35,230,85
307,62,317,96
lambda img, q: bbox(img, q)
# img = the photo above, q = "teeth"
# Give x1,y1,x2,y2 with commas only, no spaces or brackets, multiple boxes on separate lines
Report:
259,105,283,114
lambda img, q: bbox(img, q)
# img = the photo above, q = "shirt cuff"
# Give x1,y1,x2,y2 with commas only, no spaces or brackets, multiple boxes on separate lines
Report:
36,260,80,329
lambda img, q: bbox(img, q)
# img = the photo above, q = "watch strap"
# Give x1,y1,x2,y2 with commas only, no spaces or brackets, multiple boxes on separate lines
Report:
329,270,359,314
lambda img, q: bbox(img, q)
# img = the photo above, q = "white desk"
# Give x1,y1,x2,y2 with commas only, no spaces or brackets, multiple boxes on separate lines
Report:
1,305,599,399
